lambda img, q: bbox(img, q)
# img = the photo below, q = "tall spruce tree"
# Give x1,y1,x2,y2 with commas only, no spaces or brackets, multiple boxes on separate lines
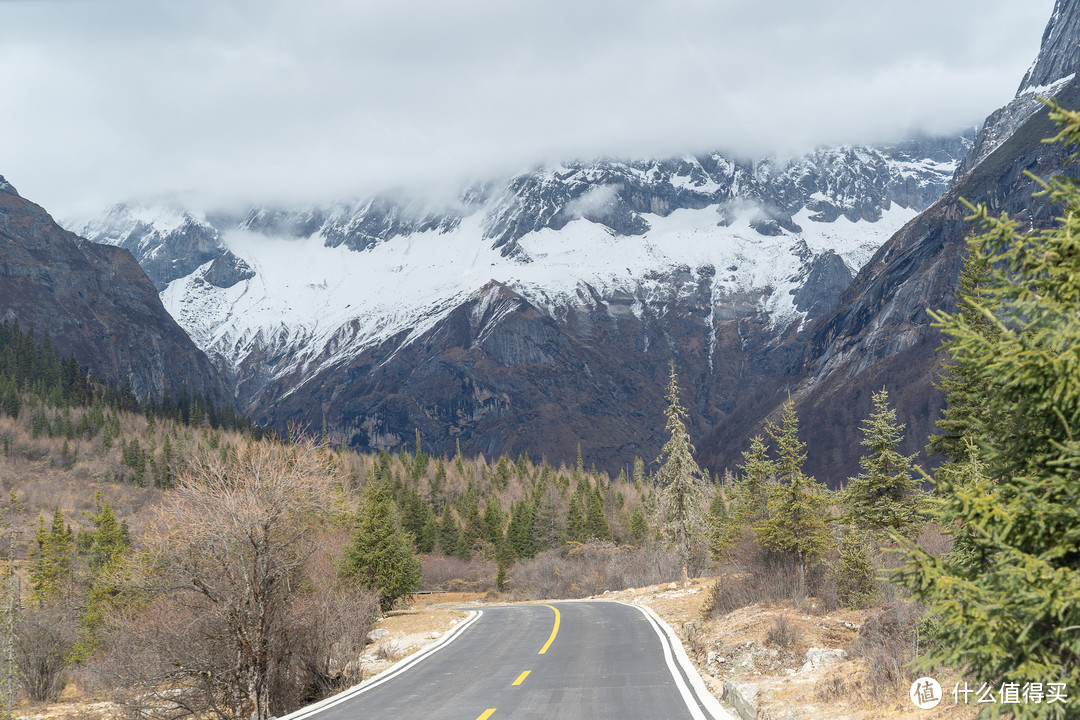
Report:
710,435,774,559
926,241,1001,470
651,365,709,571
757,401,832,568
28,507,74,603
340,483,421,612
845,389,923,538
899,101,1080,718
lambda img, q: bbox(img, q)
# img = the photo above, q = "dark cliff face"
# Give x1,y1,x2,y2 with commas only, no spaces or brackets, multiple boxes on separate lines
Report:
699,78,1080,486
0,179,229,402
240,274,806,471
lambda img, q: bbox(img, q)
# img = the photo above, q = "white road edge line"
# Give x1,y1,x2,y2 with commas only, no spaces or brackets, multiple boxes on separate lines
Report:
618,601,737,720
279,609,484,720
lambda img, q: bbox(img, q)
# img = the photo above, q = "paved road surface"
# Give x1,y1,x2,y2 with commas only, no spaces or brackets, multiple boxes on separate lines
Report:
283,600,731,720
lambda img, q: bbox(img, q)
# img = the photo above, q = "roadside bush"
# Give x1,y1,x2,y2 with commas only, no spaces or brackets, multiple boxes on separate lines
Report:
16,604,77,703
507,541,681,600
421,555,497,593
765,615,803,653
702,533,837,617
847,601,922,697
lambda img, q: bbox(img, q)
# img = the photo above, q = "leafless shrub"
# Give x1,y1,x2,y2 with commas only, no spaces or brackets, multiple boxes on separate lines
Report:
375,640,401,663
703,535,838,617
507,541,681,600
421,555,498,592
847,601,922,698
15,604,78,703
765,615,802,652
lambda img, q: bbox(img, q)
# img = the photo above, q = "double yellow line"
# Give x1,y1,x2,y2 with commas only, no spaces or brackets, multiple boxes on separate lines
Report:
474,604,561,720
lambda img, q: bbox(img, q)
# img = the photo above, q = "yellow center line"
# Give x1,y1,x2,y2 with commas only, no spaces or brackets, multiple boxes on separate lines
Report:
538,604,560,654
476,709,497,720
512,670,531,686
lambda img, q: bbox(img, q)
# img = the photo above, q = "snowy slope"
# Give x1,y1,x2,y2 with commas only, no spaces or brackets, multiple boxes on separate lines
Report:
158,200,917,398
74,135,968,413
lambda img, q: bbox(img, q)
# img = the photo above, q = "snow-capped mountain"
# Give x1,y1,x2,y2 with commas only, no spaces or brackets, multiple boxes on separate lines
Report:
701,0,1080,483
73,136,970,469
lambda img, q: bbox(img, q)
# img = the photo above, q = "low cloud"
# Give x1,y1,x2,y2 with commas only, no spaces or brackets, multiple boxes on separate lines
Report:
0,0,1056,218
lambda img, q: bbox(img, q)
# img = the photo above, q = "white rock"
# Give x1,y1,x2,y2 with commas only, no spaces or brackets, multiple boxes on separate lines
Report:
800,647,848,673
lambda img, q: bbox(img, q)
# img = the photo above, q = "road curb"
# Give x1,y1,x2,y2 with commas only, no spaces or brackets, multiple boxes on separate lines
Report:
619,600,737,720
278,609,483,720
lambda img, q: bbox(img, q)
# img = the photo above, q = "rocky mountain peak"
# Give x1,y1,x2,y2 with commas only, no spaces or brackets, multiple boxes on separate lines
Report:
0,176,18,197
1018,0,1080,95
956,0,1080,179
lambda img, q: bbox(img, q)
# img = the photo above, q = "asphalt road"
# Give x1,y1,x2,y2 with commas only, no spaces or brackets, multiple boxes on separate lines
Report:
283,600,732,720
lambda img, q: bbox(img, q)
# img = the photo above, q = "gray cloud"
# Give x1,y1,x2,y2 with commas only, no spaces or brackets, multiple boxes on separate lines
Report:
0,0,1055,217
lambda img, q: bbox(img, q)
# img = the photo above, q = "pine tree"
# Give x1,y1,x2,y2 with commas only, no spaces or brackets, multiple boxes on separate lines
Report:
898,101,1080,718
627,506,648,545
563,492,587,543
926,240,1001,470
28,507,75,603
651,365,709,571
339,483,422,612
757,401,832,568
711,435,774,559
845,389,923,538
437,501,464,559
585,487,610,541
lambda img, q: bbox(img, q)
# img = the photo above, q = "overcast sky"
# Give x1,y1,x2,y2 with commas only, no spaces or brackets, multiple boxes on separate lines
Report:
0,0,1057,217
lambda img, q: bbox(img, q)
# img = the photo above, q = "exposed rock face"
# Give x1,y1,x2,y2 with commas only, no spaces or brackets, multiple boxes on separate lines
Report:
954,0,1080,179
0,179,228,402
74,204,227,290
700,41,1080,484
72,132,969,471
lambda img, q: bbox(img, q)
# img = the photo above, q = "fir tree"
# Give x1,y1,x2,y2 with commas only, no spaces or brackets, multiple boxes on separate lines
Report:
438,501,464,559
340,483,422,612
507,500,537,559
627,506,648,545
710,435,774,559
651,365,709,571
899,102,1080,718
563,492,587,543
835,526,876,608
926,239,1001,470
28,507,75,603
757,401,832,568
585,486,610,541
482,495,506,546
845,389,923,538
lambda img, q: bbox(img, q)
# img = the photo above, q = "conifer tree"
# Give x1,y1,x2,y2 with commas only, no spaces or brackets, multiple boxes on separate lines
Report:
563,492,587,543
507,500,537,559
651,365,709,571
835,526,876,608
437,501,465,558
899,102,1080,717
482,496,506,546
532,482,562,551
627,506,648,545
585,487,610,541
28,507,74,603
340,483,421,612
845,389,923,538
926,241,1001,469
711,435,773,559
757,401,831,568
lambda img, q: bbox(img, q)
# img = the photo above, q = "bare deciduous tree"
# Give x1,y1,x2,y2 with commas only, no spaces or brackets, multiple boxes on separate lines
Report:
98,440,376,720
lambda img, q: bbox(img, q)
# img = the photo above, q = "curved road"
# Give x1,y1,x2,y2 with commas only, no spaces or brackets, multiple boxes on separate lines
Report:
283,601,732,720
